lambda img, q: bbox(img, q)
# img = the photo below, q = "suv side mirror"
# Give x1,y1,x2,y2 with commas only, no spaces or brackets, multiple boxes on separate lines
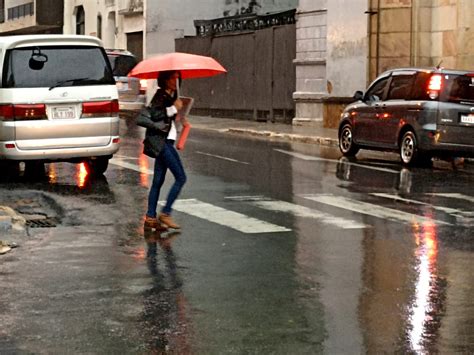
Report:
353,90,364,101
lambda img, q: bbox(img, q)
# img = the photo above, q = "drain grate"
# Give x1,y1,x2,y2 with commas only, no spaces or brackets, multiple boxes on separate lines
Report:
26,218,58,228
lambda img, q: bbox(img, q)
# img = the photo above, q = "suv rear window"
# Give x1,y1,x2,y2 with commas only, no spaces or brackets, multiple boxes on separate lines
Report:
2,45,115,88
440,74,474,104
107,54,138,76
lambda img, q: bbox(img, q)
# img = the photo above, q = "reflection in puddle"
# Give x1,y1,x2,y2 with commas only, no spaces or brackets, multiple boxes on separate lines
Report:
132,247,146,261
142,232,191,353
48,163,58,184
408,220,441,353
76,163,88,188
139,154,150,187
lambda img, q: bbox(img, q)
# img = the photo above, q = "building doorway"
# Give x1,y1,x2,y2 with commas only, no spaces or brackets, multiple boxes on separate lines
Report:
126,31,143,62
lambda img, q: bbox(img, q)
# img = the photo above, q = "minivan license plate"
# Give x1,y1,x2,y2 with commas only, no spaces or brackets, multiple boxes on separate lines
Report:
52,107,75,119
460,114,474,124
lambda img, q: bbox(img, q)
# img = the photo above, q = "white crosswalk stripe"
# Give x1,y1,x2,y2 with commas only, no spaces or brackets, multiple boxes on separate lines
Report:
226,196,367,229
303,194,451,226
274,149,400,174
110,155,466,230
110,158,153,174
165,199,291,234
426,193,474,204
371,193,464,215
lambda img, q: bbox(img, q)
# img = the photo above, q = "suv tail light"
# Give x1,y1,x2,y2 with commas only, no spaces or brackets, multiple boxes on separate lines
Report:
0,104,47,121
81,100,119,118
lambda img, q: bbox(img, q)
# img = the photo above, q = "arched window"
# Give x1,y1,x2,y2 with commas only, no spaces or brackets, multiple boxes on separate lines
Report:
76,6,85,35
97,14,102,39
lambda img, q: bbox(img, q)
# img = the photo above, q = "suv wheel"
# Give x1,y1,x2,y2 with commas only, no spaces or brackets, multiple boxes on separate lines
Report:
85,157,109,175
400,131,430,166
339,124,359,156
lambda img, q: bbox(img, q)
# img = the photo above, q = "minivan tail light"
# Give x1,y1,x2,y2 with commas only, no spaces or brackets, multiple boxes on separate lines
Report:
14,104,47,120
0,105,14,121
0,104,46,121
81,100,119,118
428,74,442,91
427,74,442,100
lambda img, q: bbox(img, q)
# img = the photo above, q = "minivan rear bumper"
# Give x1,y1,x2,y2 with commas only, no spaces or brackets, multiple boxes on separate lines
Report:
424,143,474,157
419,124,474,157
0,137,120,161
420,138,474,157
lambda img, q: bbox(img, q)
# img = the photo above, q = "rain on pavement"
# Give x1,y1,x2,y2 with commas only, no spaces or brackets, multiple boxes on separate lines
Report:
1,115,473,354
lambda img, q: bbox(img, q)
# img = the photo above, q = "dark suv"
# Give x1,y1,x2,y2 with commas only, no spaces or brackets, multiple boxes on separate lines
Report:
106,49,145,110
338,67,474,166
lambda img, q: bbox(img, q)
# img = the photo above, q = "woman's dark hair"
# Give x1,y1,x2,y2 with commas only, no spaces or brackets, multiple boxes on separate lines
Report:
157,70,182,90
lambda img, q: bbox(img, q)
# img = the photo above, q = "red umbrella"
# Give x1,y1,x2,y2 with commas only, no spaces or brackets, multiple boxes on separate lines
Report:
128,52,227,80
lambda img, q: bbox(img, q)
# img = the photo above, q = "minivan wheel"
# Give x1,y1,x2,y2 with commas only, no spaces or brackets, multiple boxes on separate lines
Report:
400,131,428,166
339,124,359,156
85,157,109,175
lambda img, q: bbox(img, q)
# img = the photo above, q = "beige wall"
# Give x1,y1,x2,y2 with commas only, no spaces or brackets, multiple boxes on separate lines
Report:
370,0,474,81
425,0,474,71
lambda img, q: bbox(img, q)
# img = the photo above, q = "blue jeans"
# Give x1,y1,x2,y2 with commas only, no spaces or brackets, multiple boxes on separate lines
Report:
146,140,187,218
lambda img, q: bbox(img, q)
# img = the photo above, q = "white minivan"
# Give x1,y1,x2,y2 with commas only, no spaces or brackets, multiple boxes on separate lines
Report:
0,35,120,175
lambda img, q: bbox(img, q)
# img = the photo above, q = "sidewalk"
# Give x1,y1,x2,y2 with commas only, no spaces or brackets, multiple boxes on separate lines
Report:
189,115,339,147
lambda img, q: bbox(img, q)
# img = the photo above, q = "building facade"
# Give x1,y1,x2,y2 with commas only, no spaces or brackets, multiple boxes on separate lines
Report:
63,0,144,60
145,0,296,56
1,0,472,126
60,1,296,63
295,0,474,127
0,0,63,35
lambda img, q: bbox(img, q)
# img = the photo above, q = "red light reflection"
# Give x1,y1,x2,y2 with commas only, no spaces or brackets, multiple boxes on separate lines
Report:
139,153,151,187
409,220,439,352
48,163,58,184
76,163,88,188
132,247,146,261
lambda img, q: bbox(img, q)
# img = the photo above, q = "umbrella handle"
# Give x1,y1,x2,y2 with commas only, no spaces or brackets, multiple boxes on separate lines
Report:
176,78,180,98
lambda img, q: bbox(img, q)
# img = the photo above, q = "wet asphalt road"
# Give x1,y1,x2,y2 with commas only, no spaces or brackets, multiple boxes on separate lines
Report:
0,116,473,354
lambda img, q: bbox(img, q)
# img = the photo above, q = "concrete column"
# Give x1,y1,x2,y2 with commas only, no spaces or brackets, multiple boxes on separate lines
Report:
292,0,327,126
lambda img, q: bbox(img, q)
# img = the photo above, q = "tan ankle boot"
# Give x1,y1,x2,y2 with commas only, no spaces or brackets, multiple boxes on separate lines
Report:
159,213,180,229
144,216,168,231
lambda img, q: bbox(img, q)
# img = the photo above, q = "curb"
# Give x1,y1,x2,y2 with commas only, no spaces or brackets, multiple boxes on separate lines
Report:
227,128,338,146
193,126,339,147
0,206,27,232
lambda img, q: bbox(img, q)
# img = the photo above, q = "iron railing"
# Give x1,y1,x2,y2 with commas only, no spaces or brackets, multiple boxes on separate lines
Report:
194,9,296,37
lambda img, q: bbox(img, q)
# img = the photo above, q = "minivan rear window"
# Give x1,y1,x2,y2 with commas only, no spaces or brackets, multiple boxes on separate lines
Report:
440,74,474,104
2,45,115,88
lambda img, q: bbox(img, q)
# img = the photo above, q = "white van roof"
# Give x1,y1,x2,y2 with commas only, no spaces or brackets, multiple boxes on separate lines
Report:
0,35,104,50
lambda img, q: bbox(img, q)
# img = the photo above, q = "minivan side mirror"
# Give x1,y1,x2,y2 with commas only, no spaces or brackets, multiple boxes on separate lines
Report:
353,90,364,101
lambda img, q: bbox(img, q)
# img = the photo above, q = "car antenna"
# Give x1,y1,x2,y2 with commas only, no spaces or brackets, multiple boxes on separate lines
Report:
435,60,443,70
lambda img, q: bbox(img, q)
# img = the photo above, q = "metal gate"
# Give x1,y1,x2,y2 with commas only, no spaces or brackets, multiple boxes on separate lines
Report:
176,24,296,123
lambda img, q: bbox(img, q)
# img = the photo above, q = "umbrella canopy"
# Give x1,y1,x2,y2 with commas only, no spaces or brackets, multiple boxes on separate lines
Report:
128,52,227,80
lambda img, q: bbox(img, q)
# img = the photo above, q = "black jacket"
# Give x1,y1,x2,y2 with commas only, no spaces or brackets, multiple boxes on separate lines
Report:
137,89,177,157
